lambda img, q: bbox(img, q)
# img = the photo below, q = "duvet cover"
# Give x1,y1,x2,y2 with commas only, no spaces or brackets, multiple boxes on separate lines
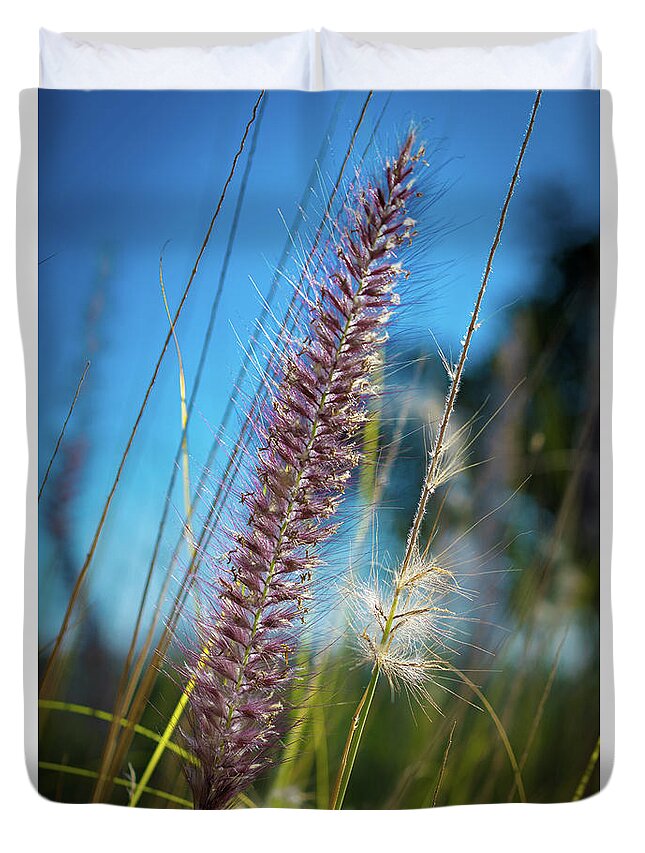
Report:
36,88,601,808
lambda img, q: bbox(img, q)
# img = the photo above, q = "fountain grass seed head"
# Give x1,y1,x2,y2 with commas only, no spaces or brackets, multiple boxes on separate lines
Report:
183,132,423,809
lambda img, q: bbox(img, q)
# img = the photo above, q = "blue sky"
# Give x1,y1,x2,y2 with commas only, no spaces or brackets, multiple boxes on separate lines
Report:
38,89,599,648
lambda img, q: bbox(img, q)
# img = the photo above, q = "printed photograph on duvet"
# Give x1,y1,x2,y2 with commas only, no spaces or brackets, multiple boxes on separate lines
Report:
37,89,600,808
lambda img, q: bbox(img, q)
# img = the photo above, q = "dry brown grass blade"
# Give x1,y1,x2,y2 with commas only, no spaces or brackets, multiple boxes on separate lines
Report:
39,89,265,701
428,719,457,807
399,90,542,582
38,360,90,501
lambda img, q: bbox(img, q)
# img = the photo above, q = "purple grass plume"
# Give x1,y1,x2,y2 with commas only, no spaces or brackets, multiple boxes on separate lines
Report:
183,133,421,809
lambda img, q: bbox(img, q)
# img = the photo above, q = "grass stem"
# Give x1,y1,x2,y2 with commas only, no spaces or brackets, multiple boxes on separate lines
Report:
38,360,90,501
572,737,600,801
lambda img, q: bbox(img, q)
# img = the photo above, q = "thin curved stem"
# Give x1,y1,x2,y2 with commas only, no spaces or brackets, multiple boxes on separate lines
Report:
38,761,193,808
38,360,90,501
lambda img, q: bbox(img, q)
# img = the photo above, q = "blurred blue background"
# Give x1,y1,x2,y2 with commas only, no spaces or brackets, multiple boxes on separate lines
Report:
38,89,599,652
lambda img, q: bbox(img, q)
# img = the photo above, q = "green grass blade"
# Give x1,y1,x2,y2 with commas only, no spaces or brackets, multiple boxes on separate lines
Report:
129,662,201,807
330,666,380,810
234,792,258,808
38,698,197,764
572,737,600,801
39,761,193,808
